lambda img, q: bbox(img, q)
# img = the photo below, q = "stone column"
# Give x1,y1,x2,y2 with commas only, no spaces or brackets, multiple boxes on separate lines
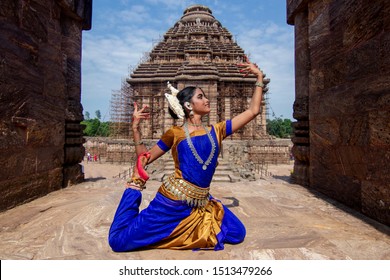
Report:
62,14,85,187
289,5,310,186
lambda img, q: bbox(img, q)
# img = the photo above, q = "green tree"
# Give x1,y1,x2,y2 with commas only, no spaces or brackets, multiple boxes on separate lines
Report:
95,110,101,120
81,110,110,137
95,121,110,137
84,111,90,120
266,117,292,138
82,118,100,136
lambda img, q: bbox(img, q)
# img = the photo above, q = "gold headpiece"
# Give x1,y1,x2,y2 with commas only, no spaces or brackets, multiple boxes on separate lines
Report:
164,82,185,119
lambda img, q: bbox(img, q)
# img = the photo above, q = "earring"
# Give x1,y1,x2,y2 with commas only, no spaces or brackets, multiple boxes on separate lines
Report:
185,102,194,117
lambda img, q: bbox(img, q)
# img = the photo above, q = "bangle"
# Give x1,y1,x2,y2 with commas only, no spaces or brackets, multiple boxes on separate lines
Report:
126,177,146,190
255,81,264,88
134,140,144,146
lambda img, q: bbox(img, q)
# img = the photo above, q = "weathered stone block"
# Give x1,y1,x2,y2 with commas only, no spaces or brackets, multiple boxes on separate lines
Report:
368,110,390,146
291,145,309,162
63,164,84,186
292,96,309,120
362,180,390,226
289,0,390,225
291,163,309,186
0,168,63,212
346,40,381,81
340,1,384,49
0,0,91,212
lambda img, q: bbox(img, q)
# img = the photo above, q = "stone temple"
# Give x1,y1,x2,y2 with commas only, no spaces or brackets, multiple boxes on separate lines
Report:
104,5,293,172
110,5,270,140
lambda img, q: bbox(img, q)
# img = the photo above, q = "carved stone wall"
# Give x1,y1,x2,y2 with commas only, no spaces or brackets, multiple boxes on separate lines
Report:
84,137,292,169
288,0,390,225
0,0,92,212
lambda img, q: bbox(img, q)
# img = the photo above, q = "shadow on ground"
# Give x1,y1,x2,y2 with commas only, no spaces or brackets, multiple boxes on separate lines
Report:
84,177,106,182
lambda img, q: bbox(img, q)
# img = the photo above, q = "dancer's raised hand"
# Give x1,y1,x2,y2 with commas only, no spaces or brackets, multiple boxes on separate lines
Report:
237,55,264,78
132,102,150,130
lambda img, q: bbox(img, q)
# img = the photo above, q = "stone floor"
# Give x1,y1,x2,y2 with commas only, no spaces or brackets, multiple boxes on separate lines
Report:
0,163,389,260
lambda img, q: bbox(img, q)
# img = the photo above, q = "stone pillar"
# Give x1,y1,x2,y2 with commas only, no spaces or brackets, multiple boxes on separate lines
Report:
62,12,86,186
289,3,310,186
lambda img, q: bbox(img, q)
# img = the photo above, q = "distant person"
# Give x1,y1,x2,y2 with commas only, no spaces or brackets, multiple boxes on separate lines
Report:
109,56,265,251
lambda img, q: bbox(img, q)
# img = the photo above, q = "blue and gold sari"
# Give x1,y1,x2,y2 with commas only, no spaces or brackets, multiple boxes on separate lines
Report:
108,120,246,251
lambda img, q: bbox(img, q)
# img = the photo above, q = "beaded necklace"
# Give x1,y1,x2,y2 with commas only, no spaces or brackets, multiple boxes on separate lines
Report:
183,122,216,170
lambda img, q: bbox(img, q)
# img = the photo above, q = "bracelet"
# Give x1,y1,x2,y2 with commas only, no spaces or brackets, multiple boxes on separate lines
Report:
126,177,146,190
255,81,265,88
134,140,144,146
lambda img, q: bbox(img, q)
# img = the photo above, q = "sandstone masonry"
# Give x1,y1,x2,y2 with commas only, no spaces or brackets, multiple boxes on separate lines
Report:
0,0,92,211
288,0,390,225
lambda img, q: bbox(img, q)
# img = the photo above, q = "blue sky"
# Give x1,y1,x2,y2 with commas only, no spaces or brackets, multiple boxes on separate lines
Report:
81,0,295,121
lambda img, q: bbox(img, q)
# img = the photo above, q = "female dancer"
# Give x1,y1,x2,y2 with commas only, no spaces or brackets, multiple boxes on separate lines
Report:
108,56,264,251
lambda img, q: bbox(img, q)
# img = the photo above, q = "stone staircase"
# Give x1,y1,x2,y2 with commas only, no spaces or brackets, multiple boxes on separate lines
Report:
213,159,239,183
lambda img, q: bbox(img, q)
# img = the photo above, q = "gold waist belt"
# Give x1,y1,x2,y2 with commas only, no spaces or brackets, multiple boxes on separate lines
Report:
162,175,210,208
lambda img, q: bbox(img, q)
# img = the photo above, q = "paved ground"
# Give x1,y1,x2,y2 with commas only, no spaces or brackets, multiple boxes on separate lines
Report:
0,162,389,260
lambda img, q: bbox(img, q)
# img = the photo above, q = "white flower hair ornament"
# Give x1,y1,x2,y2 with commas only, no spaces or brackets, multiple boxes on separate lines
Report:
165,82,185,119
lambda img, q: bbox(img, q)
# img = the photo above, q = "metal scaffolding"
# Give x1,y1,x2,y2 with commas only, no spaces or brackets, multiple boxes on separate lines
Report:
109,79,133,139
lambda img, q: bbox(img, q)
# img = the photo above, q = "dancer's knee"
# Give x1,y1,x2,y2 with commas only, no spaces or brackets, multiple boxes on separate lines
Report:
231,224,246,244
225,220,246,244
108,234,125,252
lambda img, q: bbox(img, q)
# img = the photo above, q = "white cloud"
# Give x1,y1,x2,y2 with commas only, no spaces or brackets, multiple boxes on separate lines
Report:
144,0,184,5
119,5,150,23
81,29,159,117
233,22,295,119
